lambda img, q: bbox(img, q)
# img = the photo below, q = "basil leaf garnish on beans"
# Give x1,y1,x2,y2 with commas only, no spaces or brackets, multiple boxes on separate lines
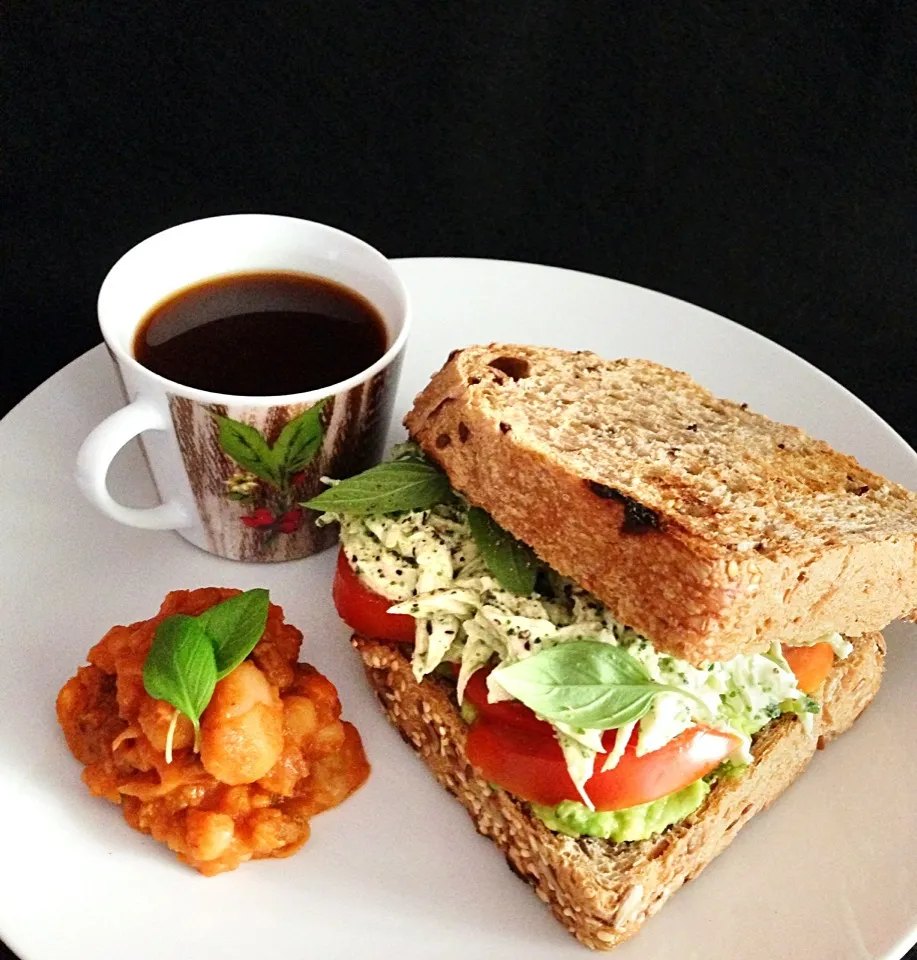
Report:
142,589,271,761
302,460,452,515
467,507,539,595
198,588,270,679
142,615,217,759
491,640,708,730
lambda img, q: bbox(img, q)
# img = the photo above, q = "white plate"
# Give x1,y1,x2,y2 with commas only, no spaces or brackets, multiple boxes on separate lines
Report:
1,258,915,960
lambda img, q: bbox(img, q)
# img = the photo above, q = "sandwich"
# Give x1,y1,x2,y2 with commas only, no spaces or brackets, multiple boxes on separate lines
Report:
304,344,917,949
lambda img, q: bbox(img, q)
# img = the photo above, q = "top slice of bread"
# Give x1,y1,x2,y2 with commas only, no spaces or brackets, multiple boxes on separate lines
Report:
404,344,917,663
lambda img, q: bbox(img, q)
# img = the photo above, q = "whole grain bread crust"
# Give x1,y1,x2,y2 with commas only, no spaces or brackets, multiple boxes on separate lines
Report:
404,345,917,663
354,631,885,950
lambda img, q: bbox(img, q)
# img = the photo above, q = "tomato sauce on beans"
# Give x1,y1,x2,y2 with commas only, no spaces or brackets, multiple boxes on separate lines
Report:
56,587,369,875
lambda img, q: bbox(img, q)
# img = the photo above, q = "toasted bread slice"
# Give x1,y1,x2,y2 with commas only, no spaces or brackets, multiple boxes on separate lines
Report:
354,631,885,950
405,345,917,663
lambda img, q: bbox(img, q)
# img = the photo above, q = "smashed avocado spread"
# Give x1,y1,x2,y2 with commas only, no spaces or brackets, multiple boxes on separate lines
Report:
319,456,851,840
531,779,709,842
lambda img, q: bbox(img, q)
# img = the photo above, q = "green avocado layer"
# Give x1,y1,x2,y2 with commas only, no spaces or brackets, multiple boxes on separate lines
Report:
460,693,711,842
530,778,710,842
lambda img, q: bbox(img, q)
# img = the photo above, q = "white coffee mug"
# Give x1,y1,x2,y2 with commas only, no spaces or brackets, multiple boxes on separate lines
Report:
77,214,410,562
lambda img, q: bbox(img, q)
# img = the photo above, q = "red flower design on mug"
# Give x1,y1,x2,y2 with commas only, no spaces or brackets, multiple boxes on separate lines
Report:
241,508,276,529
277,509,303,534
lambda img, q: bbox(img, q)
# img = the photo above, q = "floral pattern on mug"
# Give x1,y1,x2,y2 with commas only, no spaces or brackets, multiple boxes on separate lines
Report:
166,357,399,562
213,401,326,539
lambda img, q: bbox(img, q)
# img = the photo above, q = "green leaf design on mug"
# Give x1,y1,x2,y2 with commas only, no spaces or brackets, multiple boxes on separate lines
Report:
213,414,281,487
213,402,327,494
272,399,327,474
467,507,539,595
491,640,709,730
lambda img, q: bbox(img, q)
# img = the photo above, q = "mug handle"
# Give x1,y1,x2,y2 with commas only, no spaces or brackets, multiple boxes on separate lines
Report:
76,397,191,529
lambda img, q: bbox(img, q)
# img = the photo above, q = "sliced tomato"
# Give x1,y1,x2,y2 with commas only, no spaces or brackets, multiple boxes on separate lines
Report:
583,725,739,811
781,642,835,694
466,719,577,806
465,719,740,811
332,549,416,643
463,667,551,733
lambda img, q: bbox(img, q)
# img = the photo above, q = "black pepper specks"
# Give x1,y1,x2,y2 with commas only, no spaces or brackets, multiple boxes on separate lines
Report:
499,422,512,434
586,481,662,533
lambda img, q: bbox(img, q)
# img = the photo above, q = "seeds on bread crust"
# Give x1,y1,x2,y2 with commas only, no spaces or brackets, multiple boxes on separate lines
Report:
353,631,885,950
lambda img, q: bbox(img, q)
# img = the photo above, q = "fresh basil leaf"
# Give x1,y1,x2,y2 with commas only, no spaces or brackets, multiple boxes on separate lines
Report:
198,588,270,679
302,460,452,515
492,640,702,730
142,614,218,735
389,441,427,463
273,400,327,474
467,507,539,595
213,414,281,487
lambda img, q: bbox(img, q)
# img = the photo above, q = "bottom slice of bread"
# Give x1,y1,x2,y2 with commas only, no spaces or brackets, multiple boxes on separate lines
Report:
353,632,886,950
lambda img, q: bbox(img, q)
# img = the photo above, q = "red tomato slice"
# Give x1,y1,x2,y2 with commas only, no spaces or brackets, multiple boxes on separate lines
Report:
466,719,577,806
584,725,739,811
781,642,835,694
465,720,740,811
462,667,552,734
332,549,416,643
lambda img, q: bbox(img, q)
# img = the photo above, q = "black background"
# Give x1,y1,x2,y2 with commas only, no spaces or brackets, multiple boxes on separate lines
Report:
2,2,916,958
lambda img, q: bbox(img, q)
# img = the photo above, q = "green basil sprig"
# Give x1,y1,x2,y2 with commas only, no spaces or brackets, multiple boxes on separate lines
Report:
198,588,270,679
142,588,270,761
143,615,217,760
302,459,451,515
492,640,708,730
389,441,427,463
467,507,539,595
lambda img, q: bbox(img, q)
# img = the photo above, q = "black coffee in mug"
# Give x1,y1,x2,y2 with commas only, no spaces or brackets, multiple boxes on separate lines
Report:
132,271,388,395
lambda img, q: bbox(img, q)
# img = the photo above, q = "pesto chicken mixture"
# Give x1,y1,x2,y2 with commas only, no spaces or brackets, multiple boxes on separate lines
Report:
323,497,851,807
